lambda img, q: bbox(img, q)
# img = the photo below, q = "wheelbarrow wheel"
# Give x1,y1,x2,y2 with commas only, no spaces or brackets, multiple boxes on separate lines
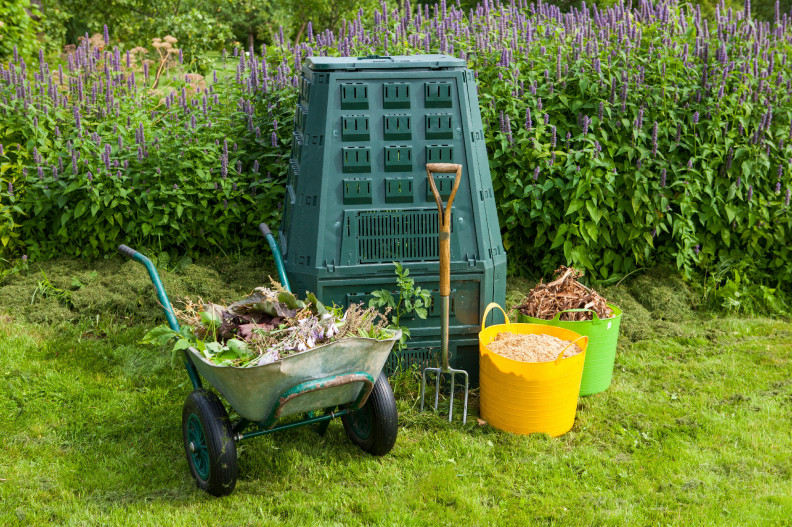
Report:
182,389,237,496
342,372,398,456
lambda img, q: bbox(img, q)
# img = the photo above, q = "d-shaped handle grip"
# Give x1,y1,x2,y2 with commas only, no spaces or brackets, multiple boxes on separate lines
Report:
426,163,462,174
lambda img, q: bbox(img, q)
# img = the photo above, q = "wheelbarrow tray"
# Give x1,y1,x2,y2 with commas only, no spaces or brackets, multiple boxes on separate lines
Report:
186,335,398,423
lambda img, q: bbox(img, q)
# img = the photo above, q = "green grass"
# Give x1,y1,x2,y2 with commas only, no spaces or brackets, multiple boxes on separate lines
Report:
1,261,791,525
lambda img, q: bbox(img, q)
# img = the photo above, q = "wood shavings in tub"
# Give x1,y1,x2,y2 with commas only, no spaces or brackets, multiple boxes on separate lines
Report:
486,332,582,363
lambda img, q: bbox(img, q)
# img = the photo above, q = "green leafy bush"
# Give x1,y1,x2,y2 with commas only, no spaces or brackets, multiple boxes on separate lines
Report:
2,0,792,291
149,9,233,73
0,0,40,61
1,37,294,259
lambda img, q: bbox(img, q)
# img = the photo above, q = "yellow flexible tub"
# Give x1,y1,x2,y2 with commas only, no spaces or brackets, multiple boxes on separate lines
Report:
479,303,588,437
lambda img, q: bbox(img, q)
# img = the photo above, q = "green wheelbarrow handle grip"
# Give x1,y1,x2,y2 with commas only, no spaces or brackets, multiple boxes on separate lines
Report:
118,244,138,260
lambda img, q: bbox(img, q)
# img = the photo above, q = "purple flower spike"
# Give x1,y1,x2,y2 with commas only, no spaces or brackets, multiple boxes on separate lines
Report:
694,244,700,255
651,121,659,157
87,171,93,181
533,167,540,180
776,182,782,194
661,169,667,188
179,49,183,64
747,185,753,202
785,189,790,207
551,126,557,148
236,161,242,173
271,132,278,147
103,25,110,45
692,111,699,125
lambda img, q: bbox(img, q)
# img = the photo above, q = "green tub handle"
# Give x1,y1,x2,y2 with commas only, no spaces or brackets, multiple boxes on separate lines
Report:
551,308,602,323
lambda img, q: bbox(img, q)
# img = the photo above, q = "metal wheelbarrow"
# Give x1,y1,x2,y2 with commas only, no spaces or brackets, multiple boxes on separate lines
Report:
118,223,399,496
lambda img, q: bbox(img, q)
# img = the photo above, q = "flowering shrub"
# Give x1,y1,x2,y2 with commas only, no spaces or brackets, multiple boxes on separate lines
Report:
1,33,294,258
466,0,792,280
2,0,792,284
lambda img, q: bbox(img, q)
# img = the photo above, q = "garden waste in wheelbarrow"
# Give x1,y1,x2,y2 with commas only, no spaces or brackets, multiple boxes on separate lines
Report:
118,223,400,497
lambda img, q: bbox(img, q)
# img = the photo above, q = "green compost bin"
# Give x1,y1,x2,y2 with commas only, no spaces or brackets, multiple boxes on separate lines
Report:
279,55,507,385
516,304,622,396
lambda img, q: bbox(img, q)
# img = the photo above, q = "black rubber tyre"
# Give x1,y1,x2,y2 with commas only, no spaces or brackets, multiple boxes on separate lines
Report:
182,389,237,496
342,372,398,456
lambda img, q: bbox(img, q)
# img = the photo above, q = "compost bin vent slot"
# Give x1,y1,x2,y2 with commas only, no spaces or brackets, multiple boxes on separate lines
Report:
385,347,440,376
355,209,450,263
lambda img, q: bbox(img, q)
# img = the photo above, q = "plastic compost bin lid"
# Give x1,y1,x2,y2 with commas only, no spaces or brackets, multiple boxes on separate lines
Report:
305,54,466,71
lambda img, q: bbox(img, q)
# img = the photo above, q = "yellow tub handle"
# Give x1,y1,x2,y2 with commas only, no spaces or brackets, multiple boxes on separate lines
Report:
555,335,589,364
481,302,510,331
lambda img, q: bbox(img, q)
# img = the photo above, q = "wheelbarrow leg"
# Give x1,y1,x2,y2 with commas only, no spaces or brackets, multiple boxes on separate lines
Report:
315,407,335,437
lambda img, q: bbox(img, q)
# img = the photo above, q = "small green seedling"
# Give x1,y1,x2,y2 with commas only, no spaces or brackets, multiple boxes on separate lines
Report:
369,262,432,349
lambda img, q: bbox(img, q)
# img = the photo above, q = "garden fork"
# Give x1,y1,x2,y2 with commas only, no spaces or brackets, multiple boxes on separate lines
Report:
420,162,469,425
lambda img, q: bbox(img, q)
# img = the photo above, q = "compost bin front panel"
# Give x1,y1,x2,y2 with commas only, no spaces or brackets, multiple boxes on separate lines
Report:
279,55,506,383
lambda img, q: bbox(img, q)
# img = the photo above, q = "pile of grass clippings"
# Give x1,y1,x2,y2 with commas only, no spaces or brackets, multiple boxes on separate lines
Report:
516,266,613,321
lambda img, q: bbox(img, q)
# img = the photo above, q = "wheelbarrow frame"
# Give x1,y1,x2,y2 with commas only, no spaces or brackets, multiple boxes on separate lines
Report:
119,223,399,496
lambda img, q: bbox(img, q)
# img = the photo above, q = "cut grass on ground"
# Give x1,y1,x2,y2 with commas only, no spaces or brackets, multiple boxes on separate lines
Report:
0,260,791,525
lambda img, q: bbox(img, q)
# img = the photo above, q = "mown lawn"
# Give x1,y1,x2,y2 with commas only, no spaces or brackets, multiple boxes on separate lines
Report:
1,261,791,526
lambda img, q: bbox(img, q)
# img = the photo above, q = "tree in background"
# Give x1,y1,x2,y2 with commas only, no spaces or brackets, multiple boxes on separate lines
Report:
0,0,40,60
7,0,792,64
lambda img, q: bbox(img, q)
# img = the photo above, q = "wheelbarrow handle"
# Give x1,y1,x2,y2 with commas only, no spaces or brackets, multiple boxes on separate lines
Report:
117,244,180,332
258,222,291,293
426,163,462,298
117,244,203,391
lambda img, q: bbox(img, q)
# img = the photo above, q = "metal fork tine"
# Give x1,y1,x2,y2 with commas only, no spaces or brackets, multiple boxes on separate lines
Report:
420,368,427,412
448,372,455,421
433,371,441,410
461,371,469,425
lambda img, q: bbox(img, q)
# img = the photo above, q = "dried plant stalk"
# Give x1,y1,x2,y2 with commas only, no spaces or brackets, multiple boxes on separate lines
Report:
515,266,613,321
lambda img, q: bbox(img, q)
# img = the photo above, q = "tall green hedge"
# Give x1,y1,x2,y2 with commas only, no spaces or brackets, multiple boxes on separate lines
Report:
2,0,792,285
